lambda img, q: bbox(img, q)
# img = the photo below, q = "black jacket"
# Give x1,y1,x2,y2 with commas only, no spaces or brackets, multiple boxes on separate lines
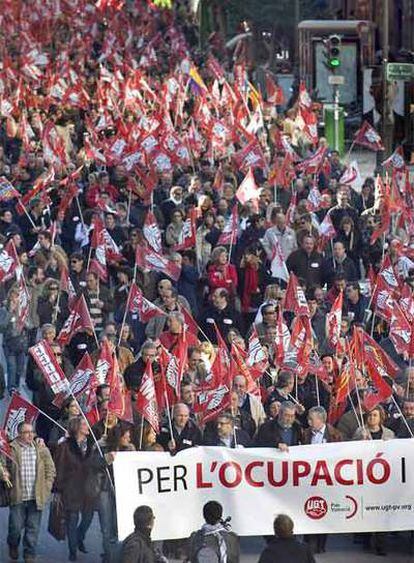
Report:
198,305,243,343
286,249,323,287
157,419,203,452
121,529,155,563
256,419,303,448
322,255,358,288
203,428,251,448
258,537,316,563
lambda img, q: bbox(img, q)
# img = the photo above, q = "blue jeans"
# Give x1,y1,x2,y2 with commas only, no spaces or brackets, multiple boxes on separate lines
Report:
66,509,94,557
5,349,26,393
97,489,117,558
8,500,42,558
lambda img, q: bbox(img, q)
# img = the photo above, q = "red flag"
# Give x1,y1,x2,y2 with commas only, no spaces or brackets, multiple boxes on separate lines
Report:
29,339,69,396
135,362,160,433
308,350,331,384
363,357,393,411
56,294,94,346
351,326,399,379
274,308,290,365
235,168,259,213
328,363,355,424
16,273,30,332
284,273,310,316
230,341,260,395
135,245,181,282
270,238,289,281
298,81,312,111
208,324,232,390
60,266,77,306
53,353,95,408
3,392,39,439
353,121,384,151
326,291,343,348
180,305,199,336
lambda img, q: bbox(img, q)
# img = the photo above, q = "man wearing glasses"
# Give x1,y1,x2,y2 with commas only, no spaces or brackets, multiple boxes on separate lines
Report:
0,422,56,563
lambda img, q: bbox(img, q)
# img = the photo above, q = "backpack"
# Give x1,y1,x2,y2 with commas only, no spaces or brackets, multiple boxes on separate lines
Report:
193,529,226,563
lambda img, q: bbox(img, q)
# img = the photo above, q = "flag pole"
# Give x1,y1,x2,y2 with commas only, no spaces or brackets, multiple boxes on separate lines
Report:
314,373,320,406
139,415,145,450
36,406,67,434
117,283,133,348
164,391,175,446
19,201,37,229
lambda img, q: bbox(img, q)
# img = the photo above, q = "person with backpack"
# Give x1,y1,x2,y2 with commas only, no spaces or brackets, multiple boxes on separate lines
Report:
188,501,240,563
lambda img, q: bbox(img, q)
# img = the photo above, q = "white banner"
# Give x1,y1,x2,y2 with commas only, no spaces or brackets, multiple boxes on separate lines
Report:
114,440,413,541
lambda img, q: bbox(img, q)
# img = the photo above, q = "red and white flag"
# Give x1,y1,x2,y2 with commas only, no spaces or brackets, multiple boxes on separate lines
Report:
194,384,230,424
135,245,181,281
246,327,269,379
29,339,69,396
0,429,12,459
53,353,96,408
339,161,363,193
3,392,39,440
326,291,343,348
173,208,197,251
60,266,77,306
0,240,19,283
143,210,162,253
235,168,259,213
128,282,166,323
317,213,336,250
270,238,289,281
56,294,94,346
218,205,238,246
382,146,406,172
354,121,384,151
284,273,310,316
135,362,160,433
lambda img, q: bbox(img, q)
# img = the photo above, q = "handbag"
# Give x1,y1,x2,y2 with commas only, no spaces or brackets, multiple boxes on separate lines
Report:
0,479,11,507
48,493,66,541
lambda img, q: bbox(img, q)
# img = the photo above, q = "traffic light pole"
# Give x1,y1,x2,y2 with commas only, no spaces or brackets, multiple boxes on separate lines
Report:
333,84,340,152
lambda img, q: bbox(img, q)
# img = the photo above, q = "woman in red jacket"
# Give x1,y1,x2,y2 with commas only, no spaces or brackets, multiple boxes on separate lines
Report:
207,246,238,295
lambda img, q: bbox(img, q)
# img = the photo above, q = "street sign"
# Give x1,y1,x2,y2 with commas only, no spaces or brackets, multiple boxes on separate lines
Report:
386,63,414,82
328,75,345,85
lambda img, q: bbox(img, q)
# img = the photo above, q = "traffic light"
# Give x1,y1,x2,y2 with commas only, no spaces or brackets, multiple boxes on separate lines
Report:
327,34,341,70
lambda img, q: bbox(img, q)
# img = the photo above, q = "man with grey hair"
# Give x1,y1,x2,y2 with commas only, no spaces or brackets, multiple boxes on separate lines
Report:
157,402,203,453
256,401,303,450
303,406,343,445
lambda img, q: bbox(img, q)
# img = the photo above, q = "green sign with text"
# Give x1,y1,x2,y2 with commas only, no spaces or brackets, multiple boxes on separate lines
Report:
386,63,414,82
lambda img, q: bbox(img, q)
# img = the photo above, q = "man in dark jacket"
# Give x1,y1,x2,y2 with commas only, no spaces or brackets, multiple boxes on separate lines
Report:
258,514,315,563
256,401,302,450
203,412,251,448
121,505,157,563
322,240,358,288
157,403,203,453
198,288,243,343
286,235,323,287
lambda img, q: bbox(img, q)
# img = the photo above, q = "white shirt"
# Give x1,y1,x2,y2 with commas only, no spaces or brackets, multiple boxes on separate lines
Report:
311,424,327,445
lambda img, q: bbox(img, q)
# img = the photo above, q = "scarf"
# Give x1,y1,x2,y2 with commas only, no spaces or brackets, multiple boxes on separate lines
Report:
241,264,259,313
201,523,228,562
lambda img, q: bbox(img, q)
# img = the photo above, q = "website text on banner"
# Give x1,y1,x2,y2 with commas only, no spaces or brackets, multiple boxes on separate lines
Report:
113,440,413,541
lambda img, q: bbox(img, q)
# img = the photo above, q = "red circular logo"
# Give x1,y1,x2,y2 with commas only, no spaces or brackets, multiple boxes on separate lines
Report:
304,496,328,520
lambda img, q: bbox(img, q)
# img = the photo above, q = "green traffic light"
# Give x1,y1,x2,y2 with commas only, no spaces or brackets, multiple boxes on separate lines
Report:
329,58,340,68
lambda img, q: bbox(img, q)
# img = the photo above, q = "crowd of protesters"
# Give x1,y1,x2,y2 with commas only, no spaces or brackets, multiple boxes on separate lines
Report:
0,0,413,562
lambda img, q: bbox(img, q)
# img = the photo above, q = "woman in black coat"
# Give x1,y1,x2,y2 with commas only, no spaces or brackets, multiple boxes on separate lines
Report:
54,416,96,561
